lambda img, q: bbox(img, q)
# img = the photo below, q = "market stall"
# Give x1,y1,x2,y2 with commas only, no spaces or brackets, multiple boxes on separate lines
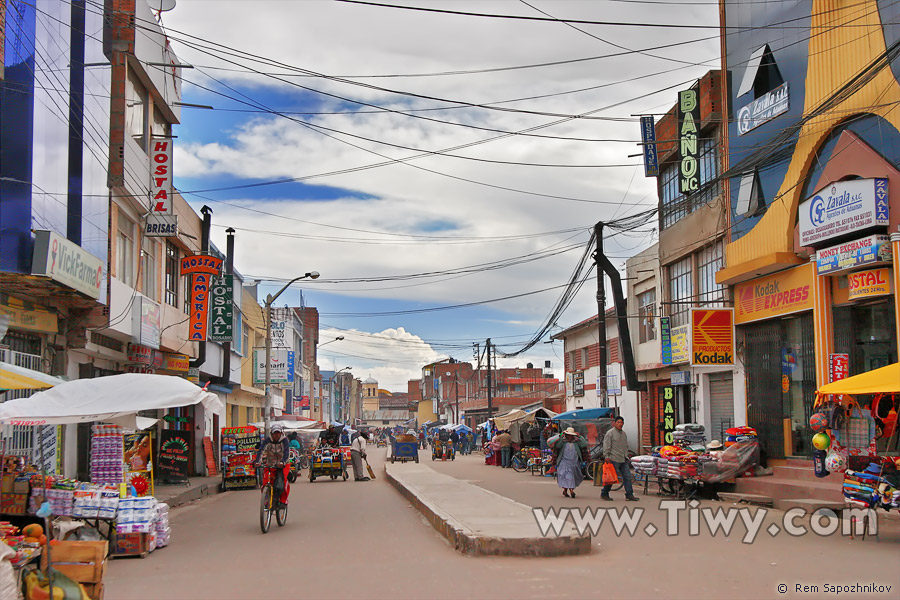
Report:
811,363,899,512
221,426,262,490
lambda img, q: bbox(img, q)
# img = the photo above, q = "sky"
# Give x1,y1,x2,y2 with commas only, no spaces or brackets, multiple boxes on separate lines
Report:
160,0,721,390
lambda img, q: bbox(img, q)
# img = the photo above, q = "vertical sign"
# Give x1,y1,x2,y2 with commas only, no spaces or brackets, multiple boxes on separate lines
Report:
208,275,234,342
150,139,173,214
660,316,672,365
678,88,700,194
639,116,659,177
180,255,224,342
661,386,676,444
828,353,849,383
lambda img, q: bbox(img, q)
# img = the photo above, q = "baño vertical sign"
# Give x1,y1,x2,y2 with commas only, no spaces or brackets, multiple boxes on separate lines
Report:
180,255,224,342
678,87,701,195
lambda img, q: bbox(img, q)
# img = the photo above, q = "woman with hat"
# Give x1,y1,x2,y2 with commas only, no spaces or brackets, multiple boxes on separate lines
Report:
551,427,590,498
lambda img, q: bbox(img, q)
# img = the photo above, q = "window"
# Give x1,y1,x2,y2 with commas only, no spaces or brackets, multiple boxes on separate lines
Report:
230,404,238,427
125,68,148,151
141,240,157,300
183,275,191,316
150,106,169,139
567,351,576,372
246,407,252,425
668,256,693,328
117,212,135,286
660,135,720,229
234,312,244,355
580,347,589,369
638,289,656,343
164,242,179,307
242,322,250,358
697,241,726,307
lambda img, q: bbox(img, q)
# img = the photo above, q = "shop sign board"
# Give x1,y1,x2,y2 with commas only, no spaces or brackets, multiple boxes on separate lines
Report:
208,275,234,342
270,320,288,348
0,298,58,334
798,178,889,247
162,352,189,372
133,296,161,349
671,325,690,364
661,386,676,444
31,230,104,299
829,353,849,383
187,367,200,384
678,88,701,194
690,309,735,366
253,347,294,384
158,429,190,483
735,263,814,324
573,371,585,397
180,254,223,342
606,371,621,396
639,116,659,177
149,139,173,215
144,214,178,238
737,83,789,135
660,317,673,364
847,268,892,301
671,371,690,386
127,343,155,365
815,234,892,275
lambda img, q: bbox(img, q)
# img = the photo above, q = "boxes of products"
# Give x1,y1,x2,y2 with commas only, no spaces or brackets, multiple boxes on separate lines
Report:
0,494,28,515
112,532,150,558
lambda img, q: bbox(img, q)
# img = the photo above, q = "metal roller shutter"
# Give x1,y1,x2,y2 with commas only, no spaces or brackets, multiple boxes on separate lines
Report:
708,373,734,443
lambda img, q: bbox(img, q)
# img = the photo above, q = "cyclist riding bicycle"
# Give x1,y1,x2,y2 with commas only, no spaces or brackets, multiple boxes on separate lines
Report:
257,424,290,509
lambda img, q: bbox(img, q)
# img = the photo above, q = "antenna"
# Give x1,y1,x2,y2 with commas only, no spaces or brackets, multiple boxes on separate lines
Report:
147,0,176,12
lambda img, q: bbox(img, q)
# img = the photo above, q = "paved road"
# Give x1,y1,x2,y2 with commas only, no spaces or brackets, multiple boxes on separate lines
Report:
105,449,900,600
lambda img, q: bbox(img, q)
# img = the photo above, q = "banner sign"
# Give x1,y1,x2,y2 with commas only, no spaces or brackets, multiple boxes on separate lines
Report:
847,268,892,301
829,353,849,383
798,178,889,247
606,372,621,396
180,255,223,342
270,320,288,348
253,348,294,384
660,316,673,365
162,352,189,372
678,88,700,194
123,432,153,497
127,343,155,366
639,116,659,177
157,429,190,483
690,308,735,366
208,275,234,342
735,263,814,324
133,296,161,349
671,325,690,364
573,371,584,397
737,82,789,135
0,296,58,334
815,234,892,275
31,230,104,299
150,139,173,215
661,386,676,444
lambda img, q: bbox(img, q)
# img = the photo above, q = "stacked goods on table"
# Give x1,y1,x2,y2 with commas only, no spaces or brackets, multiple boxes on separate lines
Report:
1,458,34,515
0,522,45,567
630,455,657,476
91,425,125,484
154,503,170,548
73,485,120,520
115,496,156,534
842,461,900,510
28,476,79,516
725,426,757,448
672,424,705,447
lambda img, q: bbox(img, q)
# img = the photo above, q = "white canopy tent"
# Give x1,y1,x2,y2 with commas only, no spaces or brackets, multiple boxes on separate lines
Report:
0,374,223,428
250,420,321,432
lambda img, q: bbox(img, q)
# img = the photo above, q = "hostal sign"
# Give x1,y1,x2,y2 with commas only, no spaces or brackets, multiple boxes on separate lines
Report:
181,255,224,341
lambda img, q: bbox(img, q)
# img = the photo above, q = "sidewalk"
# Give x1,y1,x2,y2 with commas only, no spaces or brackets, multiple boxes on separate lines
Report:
153,475,223,508
384,462,590,557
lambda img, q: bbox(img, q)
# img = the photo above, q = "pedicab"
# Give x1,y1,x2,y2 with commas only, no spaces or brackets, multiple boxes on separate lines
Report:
431,438,455,461
391,434,419,463
309,444,348,482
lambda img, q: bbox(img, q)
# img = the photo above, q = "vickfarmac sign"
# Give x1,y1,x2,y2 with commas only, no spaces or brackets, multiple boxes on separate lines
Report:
678,88,701,194
798,178,889,247
31,230,104,299
690,309,734,366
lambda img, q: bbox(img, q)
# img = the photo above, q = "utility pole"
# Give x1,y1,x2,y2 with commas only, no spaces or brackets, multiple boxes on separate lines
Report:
486,338,493,422
454,371,459,425
594,221,608,409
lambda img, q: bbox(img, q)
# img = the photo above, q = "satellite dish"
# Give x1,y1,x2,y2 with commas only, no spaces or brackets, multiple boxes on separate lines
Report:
147,0,176,12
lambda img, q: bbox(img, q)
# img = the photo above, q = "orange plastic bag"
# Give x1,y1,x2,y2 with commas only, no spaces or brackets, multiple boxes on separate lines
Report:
602,462,619,486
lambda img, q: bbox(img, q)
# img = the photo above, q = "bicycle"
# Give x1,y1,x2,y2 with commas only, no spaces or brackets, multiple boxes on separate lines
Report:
511,449,529,473
259,464,288,534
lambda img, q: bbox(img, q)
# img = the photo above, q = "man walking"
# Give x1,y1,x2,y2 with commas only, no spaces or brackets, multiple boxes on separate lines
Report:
350,430,370,481
450,429,460,455
601,417,638,501
496,430,512,468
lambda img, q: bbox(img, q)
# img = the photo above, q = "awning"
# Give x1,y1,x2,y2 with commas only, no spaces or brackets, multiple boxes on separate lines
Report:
492,409,527,430
552,407,616,421
0,374,223,428
251,420,321,431
816,363,900,396
0,362,66,390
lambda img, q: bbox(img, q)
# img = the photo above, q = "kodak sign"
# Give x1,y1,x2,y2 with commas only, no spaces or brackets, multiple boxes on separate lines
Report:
180,254,224,342
847,268,892,301
690,308,734,366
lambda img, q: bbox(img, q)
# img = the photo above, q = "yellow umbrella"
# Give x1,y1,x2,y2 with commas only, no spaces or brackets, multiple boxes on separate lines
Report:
0,361,66,390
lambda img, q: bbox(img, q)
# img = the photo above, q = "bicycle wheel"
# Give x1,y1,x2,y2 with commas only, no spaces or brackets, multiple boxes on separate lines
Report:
259,485,273,534
511,453,528,473
299,455,310,470
276,501,288,527
585,460,601,481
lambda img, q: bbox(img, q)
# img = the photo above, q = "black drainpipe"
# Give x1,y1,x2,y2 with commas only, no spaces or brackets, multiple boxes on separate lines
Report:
189,206,213,369
218,227,235,384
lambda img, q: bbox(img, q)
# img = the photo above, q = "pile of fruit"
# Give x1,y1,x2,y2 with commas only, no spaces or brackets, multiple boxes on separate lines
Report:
1,522,48,566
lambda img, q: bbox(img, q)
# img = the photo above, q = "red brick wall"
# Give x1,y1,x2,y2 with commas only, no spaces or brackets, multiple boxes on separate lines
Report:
108,0,137,189
656,70,722,163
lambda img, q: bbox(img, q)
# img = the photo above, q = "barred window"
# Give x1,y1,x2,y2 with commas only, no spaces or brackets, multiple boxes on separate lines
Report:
164,242,179,307
660,134,720,230
697,241,726,306
668,256,693,328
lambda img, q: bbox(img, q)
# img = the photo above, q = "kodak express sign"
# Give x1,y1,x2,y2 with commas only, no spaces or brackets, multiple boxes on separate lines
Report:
690,308,734,366
734,263,814,324
847,268,892,301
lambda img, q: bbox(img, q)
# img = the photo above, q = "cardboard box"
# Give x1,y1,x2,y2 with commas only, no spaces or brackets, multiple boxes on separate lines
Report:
112,532,149,557
40,540,108,583
82,582,104,600
0,493,27,515
12,479,29,495
0,474,14,494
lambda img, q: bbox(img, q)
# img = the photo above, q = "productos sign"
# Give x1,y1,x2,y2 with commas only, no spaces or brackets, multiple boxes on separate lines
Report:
678,88,701,194
31,230,104,299
798,178,889,247
847,268,892,300
690,309,734,366
735,263,814,324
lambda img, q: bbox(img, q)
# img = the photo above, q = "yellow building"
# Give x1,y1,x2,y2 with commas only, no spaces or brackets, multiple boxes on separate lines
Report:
228,287,266,427
362,376,379,413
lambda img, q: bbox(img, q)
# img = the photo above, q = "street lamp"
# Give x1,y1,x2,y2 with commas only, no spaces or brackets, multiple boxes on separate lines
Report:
318,336,344,348
331,366,352,423
264,271,319,433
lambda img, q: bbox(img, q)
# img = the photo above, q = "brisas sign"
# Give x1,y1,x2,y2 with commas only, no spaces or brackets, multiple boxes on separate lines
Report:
31,230,104,299
678,88,701,194
798,178,889,247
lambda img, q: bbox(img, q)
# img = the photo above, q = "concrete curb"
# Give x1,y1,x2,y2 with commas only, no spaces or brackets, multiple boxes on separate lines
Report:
158,481,222,509
384,464,591,557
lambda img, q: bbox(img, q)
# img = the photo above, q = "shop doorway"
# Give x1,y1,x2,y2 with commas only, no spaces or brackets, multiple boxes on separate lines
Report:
708,372,734,442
